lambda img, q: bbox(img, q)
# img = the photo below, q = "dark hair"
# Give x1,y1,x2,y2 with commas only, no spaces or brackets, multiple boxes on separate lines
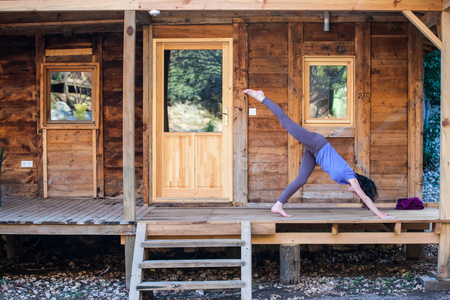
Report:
355,173,378,209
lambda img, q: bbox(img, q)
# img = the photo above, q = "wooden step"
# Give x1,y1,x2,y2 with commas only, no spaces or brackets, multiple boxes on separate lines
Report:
139,259,244,269
136,280,245,291
141,239,245,248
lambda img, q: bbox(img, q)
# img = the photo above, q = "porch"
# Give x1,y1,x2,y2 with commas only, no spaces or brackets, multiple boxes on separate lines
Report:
0,196,443,244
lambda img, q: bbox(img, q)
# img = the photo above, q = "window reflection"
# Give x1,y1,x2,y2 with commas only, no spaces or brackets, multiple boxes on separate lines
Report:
164,49,223,132
50,71,92,121
309,65,347,119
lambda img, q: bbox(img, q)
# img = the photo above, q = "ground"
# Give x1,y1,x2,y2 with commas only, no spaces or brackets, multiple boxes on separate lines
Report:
1,235,450,299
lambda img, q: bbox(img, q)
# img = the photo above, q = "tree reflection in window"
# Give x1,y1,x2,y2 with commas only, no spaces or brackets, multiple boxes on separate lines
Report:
309,65,347,119
50,71,92,121
164,49,223,132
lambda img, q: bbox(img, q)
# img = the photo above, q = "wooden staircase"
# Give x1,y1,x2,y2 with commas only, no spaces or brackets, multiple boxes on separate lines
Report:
129,221,252,300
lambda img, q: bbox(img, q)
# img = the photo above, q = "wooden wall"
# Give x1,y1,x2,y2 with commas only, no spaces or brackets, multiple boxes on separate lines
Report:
245,21,411,203
0,32,144,198
0,35,39,197
370,23,409,202
0,20,417,203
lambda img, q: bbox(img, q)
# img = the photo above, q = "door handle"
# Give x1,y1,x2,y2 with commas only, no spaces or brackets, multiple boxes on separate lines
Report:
222,107,229,127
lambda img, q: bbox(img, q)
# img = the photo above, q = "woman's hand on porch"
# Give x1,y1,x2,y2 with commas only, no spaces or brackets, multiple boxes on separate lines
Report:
380,213,396,219
243,89,265,102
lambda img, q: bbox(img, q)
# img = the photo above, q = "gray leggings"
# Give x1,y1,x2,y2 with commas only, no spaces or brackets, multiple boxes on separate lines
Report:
261,98,328,204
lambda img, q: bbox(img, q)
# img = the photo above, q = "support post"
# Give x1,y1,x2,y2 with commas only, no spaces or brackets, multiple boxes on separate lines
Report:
233,20,249,205
123,10,136,289
5,235,16,260
439,10,450,280
280,244,301,285
143,24,153,206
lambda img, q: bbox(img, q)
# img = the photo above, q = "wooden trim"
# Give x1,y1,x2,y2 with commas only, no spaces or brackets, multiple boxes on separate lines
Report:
40,62,100,129
354,23,371,179
92,34,105,197
92,129,97,197
233,21,249,204
0,224,134,235
45,48,93,56
240,221,252,299
43,129,48,198
402,11,443,51
0,0,443,12
139,0,442,12
287,23,303,199
36,34,46,197
438,11,450,280
407,24,424,198
446,0,450,12
252,232,439,245
143,25,153,205
123,10,136,221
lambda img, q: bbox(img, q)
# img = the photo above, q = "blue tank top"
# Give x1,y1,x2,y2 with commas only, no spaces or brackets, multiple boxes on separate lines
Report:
316,143,356,185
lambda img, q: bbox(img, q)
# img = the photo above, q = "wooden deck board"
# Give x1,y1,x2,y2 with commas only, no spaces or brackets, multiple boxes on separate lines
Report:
140,207,442,224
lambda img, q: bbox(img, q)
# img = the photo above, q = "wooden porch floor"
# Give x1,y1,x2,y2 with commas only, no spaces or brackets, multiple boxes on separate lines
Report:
0,197,445,240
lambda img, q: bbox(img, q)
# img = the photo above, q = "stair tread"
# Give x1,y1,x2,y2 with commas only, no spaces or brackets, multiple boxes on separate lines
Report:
141,238,245,248
139,258,244,268
136,280,245,291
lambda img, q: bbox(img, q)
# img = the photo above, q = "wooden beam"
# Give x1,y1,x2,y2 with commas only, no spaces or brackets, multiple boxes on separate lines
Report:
136,11,152,25
354,22,371,181
140,0,442,12
123,10,136,222
439,10,450,280
402,11,443,51
407,24,424,199
445,0,450,12
287,22,303,200
45,48,93,56
0,0,442,12
143,25,153,205
252,232,439,244
233,20,249,205
0,224,134,235
420,12,439,28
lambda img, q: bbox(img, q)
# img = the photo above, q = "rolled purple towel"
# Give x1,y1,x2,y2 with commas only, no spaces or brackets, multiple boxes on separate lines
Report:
395,197,424,210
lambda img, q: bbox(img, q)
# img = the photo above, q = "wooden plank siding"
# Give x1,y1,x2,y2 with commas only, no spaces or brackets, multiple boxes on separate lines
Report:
1,32,144,198
370,22,409,202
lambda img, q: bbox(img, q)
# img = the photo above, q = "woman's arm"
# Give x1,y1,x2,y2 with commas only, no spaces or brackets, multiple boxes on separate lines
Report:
348,178,396,219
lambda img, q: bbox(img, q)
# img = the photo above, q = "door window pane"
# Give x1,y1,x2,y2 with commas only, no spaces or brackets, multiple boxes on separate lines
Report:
309,65,347,119
50,71,92,121
164,49,223,132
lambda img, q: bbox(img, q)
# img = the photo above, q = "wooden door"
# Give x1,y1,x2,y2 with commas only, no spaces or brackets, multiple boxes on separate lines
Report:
152,39,233,202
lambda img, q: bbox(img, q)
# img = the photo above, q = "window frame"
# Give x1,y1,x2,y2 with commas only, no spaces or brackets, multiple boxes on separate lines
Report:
40,62,100,129
303,56,354,126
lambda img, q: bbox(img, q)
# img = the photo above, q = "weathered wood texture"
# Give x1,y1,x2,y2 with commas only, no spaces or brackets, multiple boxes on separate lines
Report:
103,32,144,197
280,244,301,285
1,32,144,198
0,35,39,197
370,23,409,202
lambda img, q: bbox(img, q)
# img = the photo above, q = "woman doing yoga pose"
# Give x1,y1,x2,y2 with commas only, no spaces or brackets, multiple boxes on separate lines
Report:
244,89,396,219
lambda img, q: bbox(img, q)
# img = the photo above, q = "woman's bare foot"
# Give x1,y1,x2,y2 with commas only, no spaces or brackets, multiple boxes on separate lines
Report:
243,89,265,102
271,201,292,218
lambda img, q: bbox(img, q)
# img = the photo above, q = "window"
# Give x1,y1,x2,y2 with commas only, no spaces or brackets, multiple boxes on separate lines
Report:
164,49,223,133
41,63,99,128
304,57,354,126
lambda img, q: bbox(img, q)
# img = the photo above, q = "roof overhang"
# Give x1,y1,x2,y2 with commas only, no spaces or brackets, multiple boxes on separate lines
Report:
0,0,445,12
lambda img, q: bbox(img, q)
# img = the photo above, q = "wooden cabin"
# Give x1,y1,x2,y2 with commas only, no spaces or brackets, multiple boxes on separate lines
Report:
1,1,450,298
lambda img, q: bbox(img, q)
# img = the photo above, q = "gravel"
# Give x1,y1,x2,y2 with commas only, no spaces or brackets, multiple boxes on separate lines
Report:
1,171,447,300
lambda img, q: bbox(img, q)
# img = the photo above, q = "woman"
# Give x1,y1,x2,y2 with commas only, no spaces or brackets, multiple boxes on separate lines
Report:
244,89,395,219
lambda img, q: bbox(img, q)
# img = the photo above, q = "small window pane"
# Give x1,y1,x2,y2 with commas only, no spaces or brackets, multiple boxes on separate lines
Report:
164,49,223,132
309,65,347,119
50,71,92,121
